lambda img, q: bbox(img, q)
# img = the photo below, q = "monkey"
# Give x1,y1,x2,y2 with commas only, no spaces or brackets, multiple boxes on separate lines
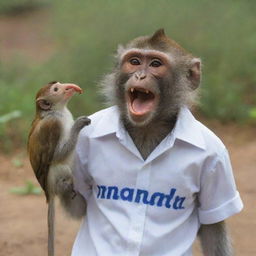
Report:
28,81,90,256
107,29,233,256
59,30,243,256
109,29,234,255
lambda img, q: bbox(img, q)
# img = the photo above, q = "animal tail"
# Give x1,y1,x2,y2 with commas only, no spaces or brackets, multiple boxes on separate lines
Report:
48,197,55,256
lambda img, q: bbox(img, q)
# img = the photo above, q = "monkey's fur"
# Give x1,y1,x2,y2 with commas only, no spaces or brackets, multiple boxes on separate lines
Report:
28,82,90,256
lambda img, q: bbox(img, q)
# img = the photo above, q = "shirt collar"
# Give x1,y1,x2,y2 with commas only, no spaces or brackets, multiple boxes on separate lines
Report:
90,106,206,150
90,106,121,138
172,107,206,150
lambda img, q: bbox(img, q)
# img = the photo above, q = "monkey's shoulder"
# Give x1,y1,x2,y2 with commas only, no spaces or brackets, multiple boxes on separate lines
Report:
194,119,226,155
41,108,73,133
78,106,118,138
29,116,62,145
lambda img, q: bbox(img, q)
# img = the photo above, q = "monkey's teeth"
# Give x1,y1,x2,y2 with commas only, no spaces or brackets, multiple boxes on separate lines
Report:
131,88,134,93
146,90,149,94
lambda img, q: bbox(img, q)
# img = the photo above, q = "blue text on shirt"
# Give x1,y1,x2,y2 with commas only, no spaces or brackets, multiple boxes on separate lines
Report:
96,185,186,210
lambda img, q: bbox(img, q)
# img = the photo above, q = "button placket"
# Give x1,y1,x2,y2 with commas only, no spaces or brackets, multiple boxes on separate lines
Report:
126,163,151,256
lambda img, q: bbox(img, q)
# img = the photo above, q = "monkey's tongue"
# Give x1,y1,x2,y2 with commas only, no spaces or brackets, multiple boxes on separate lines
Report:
131,97,155,115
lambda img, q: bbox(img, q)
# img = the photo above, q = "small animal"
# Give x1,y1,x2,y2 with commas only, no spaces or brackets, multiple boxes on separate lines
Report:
28,81,90,256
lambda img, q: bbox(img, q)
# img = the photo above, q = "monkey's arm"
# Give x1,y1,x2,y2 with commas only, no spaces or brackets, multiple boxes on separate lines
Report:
54,119,91,219
53,116,91,162
197,148,243,256
199,221,232,256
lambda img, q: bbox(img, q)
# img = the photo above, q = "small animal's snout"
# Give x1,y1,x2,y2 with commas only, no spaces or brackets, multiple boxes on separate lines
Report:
135,72,146,80
62,83,83,94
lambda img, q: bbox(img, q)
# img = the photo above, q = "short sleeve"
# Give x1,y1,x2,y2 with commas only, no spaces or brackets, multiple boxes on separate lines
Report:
198,148,243,224
73,133,92,201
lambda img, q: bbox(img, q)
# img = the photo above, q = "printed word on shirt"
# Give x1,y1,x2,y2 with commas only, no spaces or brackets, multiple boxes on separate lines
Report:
97,185,186,210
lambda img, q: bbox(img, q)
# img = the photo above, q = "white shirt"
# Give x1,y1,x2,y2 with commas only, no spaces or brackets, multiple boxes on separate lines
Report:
72,106,243,256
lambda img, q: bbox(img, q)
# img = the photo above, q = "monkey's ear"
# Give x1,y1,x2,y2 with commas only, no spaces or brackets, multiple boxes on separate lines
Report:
36,98,52,110
151,28,166,40
187,58,201,90
149,28,166,45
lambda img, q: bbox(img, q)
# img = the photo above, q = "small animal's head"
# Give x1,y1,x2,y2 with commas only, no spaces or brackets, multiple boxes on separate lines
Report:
36,81,82,112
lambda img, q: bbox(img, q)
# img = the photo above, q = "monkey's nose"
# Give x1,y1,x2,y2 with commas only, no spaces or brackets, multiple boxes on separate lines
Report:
135,72,146,80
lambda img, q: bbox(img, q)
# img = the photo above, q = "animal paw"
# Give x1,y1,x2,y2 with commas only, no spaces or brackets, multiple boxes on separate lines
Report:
73,116,91,132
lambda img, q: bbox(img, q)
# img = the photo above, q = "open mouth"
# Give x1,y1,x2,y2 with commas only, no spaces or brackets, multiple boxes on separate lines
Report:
127,87,157,117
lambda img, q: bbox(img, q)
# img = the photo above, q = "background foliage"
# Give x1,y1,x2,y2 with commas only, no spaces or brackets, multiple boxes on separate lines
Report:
0,0,255,151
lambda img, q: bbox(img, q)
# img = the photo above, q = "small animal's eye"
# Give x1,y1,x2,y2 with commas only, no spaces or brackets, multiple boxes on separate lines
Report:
54,87,58,92
150,60,162,67
129,58,140,65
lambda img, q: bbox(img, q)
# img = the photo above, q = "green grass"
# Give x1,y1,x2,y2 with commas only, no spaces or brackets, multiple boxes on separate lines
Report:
0,0,256,150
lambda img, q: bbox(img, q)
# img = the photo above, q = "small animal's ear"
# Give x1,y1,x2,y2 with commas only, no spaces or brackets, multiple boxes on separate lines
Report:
36,98,52,110
48,81,58,86
187,58,201,90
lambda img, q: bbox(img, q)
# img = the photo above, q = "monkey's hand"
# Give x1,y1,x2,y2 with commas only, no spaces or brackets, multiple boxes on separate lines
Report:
72,116,91,134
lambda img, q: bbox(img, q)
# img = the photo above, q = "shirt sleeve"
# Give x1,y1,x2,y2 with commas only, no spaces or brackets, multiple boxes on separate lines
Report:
73,133,92,201
198,148,243,224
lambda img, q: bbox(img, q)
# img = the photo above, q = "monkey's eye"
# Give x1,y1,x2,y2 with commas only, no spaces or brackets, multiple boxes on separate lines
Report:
129,58,141,65
150,60,162,67
53,87,58,92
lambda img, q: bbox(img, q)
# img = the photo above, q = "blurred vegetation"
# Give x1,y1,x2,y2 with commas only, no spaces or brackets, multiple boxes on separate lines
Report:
0,0,255,151
10,180,42,195
0,0,49,15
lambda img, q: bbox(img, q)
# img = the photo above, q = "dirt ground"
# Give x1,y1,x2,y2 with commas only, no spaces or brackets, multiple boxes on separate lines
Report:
0,122,255,256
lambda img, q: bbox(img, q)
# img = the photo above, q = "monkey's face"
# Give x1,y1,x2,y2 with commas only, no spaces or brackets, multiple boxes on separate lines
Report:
117,49,172,126
36,82,82,111
48,82,82,103
104,30,201,128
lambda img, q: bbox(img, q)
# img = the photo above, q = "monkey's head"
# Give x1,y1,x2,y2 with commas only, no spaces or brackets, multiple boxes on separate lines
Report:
36,81,82,112
102,29,201,127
